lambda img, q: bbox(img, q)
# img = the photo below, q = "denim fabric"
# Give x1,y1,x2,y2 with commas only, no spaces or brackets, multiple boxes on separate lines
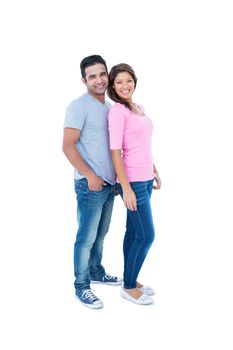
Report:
117,180,155,289
74,178,115,291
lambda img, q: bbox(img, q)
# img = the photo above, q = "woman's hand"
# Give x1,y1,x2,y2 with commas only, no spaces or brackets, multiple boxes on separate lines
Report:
153,172,162,190
153,164,161,189
123,189,137,211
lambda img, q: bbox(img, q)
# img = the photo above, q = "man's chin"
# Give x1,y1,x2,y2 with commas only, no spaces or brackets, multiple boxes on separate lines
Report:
95,89,106,95
95,85,108,93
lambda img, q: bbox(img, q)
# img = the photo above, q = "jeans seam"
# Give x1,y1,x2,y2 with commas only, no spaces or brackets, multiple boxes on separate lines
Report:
128,210,146,288
74,184,114,289
74,202,90,289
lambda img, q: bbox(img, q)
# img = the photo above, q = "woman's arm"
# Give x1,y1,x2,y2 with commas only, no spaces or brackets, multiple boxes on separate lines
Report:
111,150,137,211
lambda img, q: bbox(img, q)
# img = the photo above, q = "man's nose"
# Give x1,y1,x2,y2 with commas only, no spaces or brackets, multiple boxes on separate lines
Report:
96,76,102,83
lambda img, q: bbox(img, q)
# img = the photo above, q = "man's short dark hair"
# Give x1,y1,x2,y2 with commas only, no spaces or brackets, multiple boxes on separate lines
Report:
80,55,108,79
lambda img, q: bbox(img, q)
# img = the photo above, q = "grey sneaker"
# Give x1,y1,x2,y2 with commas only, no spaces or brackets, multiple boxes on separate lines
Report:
91,273,123,285
75,289,103,309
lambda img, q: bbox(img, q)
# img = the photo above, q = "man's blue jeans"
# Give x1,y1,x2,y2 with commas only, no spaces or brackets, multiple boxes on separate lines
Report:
74,178,115,291
117,180,155,289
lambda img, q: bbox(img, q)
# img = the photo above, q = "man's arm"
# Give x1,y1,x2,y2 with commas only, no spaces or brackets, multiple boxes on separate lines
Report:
62,128,104,191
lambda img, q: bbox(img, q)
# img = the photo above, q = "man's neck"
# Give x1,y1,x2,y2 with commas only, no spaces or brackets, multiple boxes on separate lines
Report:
88,92,105,104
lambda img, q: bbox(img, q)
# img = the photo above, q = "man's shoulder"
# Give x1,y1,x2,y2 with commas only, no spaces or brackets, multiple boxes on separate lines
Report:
67,93,89,109
105,99,112,108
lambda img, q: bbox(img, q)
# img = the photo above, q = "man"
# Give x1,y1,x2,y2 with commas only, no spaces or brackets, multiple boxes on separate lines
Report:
63,55,122,309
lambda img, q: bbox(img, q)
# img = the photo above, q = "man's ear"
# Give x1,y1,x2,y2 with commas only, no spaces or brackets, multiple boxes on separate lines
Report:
81,77,87,86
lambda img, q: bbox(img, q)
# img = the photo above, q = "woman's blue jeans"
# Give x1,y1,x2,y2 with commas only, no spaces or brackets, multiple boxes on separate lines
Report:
117,180,155,289
74,178,115,291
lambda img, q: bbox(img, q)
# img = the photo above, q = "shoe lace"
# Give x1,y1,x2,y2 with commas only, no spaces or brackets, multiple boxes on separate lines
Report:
105,274,114,280
82,289,98,302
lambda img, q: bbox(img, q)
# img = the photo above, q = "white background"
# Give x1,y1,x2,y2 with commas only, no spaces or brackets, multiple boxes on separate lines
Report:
0,0,233,349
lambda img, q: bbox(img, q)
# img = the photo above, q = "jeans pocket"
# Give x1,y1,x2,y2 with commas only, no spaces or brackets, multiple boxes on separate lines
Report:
74,178,88,194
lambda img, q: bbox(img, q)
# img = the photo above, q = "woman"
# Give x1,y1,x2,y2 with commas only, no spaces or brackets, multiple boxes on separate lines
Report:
107,63,161,305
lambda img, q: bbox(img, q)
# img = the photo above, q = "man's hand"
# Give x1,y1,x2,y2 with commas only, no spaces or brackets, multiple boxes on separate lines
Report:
86,174,106,191
114,184,119,196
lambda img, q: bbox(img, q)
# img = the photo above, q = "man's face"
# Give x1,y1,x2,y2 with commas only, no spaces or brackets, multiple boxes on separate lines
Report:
82,63,108,97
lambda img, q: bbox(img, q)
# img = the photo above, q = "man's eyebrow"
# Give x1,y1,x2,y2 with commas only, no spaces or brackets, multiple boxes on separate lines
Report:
87,74,96,79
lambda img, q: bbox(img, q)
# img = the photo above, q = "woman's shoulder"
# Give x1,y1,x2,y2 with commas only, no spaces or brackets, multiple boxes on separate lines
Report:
110,102,126,111
108,103,131,123
110,102,131,115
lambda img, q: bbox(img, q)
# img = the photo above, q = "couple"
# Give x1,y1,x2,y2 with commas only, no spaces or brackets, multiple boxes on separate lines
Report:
62,55,161,309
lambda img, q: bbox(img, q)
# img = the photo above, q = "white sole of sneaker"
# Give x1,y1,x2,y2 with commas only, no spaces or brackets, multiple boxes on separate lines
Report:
74,295,103,309
91,281,122,286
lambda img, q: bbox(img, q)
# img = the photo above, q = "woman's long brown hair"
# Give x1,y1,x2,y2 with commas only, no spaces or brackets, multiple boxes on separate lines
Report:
107,63,137,111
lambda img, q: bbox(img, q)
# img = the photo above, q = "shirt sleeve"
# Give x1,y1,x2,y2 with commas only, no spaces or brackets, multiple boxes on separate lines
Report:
108,104,128,150
64,100,86,131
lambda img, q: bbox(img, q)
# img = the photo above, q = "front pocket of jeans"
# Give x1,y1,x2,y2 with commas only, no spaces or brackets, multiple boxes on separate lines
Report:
75,179,88,193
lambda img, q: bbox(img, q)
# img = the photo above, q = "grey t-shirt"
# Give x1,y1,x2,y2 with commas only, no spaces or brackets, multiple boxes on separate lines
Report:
64,93,116,185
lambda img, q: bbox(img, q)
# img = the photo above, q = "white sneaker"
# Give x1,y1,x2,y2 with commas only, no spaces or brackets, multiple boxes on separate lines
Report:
137,285,155,296
120,288,153,305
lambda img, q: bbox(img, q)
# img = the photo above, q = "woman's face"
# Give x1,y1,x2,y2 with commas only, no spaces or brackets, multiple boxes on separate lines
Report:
113,71,135,102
